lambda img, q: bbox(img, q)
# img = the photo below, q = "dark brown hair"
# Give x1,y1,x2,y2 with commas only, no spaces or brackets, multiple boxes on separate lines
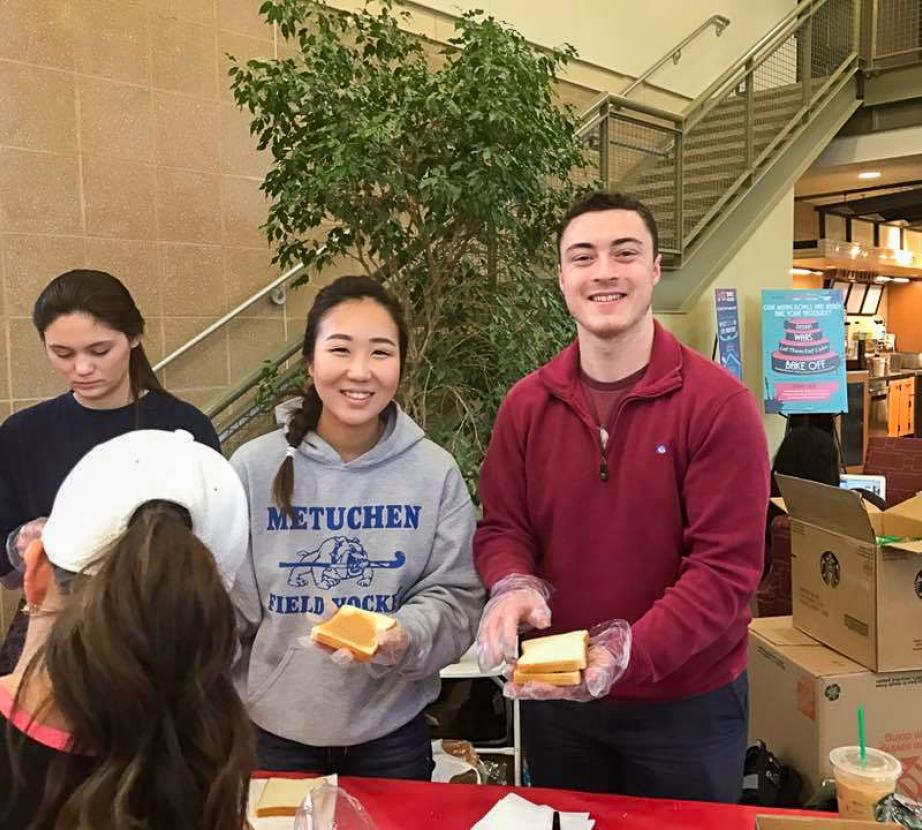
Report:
10,502,253,830
32,269,165,403
271,275,409,517
556,191,660,260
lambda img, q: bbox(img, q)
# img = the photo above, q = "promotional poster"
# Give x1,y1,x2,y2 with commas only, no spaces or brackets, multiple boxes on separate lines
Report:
761,289,847,415
715,288,743,380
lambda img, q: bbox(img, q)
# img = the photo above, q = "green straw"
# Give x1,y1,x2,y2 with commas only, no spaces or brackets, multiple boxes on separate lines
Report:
858,704,866,764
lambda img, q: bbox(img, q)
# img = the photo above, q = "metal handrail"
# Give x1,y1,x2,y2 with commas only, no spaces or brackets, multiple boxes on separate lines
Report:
620,15,731,97
868,0,922,65
576,92,682,139
205,339,302,420
152,259,311,373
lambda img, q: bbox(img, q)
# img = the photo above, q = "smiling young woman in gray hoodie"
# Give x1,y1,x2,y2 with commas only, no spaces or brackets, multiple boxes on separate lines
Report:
230,275,484,779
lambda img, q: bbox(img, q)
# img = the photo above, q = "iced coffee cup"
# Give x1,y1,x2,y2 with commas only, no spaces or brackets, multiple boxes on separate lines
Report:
829,746,902,820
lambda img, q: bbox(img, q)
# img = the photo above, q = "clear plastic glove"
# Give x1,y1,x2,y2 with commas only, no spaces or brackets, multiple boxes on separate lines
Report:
2,518,47,588
368,624,411,667
475,574,552,673
7,518,47,572
294,783,378,830
503,619,632,702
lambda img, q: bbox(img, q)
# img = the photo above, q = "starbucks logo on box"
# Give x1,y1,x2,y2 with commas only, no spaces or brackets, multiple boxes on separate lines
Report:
821,551,841,588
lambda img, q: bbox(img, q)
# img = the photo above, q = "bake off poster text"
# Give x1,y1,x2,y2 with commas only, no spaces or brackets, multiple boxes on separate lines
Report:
761,289,848,415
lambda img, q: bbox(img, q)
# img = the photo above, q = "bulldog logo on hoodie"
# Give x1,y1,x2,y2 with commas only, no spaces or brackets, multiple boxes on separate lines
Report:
280,535,406,590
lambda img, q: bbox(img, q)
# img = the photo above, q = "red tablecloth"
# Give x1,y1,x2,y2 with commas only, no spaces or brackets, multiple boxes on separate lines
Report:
253,772,829,829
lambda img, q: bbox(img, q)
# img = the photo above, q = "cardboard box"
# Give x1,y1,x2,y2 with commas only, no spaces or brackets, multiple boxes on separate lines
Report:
775,474,922,671
754,821,882,829
749,617,922,802
755,817,899,829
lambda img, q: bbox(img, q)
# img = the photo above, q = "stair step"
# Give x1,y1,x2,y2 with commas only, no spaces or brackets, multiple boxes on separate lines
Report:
636,171,741,197
685,110,801,144
683,135,790,161
702,80,827,112
705,95,804,121
602,116,796,170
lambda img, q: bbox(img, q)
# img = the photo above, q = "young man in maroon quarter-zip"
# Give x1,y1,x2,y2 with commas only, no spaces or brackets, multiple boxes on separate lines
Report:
474,191,770,802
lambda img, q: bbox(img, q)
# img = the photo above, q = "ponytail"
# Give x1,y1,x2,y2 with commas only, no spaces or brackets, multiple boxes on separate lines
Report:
22,504,253,830
271,386,323,519
129,342,165,401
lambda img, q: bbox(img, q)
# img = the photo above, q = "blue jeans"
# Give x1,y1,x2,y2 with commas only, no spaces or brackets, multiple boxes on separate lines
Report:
254,712,434,781
522,672,749,802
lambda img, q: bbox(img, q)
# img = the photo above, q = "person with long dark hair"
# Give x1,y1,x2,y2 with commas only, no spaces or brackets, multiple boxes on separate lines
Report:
0,270,220,672
231,275,484,779
0,429,254,829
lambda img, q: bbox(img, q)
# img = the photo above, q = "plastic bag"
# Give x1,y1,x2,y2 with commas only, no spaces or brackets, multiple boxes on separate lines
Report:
876,793,922,828
293,783,378,830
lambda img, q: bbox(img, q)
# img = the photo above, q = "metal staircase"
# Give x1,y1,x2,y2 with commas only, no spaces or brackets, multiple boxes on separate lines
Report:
577,0,863,304
154,0,920,446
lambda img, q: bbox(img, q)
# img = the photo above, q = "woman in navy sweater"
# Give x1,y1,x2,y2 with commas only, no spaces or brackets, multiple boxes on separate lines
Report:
0,269,219,671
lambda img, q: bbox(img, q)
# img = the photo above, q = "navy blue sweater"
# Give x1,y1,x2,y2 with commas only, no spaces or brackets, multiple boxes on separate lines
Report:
0,391,219,671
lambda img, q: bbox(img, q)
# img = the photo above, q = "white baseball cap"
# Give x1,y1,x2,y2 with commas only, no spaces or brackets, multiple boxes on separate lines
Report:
42,430,248,589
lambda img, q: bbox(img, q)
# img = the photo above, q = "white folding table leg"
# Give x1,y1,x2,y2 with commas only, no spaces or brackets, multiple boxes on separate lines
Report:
513,696,522,786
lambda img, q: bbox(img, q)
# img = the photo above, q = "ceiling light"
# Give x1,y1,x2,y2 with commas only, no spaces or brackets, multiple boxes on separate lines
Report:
857,171,882,180
790,267,821,275
874,276,891,283
890,277,911,283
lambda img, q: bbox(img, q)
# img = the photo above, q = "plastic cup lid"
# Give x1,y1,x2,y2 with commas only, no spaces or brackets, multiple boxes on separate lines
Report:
829,746,902,779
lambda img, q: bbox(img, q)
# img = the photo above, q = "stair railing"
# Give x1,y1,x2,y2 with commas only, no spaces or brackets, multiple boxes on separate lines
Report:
166,2,867,445
620,15,731,97
578,0,861,264
867,0,922,68
152,259,312,375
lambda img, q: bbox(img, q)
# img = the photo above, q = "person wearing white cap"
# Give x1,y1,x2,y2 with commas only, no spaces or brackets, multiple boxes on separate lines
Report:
0,269,221,676
0,430,254,830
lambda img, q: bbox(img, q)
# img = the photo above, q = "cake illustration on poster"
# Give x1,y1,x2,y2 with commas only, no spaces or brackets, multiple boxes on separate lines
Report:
761,289,847,415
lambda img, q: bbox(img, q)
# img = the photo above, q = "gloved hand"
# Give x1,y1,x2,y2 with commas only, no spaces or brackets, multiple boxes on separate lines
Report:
7,518,47,571
308,620,415,672
2,518,47,589
503,619,632,702
475,574,552,673
327,622,412,668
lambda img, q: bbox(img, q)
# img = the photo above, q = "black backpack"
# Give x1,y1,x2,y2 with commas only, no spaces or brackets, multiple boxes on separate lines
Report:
740,741,804,808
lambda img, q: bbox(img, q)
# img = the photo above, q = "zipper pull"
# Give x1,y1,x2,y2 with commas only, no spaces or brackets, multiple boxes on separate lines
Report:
597,426,609,481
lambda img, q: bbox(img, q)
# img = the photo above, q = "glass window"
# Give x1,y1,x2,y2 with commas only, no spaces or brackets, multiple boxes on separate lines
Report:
832,280,852,304
861,283,882,315
846,283,867,315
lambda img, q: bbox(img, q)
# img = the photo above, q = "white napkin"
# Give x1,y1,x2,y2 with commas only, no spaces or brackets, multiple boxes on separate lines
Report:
471,793,595,830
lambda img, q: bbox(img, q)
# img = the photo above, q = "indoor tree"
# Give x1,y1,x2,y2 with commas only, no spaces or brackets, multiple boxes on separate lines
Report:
230,0,590,491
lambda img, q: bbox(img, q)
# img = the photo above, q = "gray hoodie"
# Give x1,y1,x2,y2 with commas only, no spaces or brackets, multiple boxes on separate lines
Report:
230,404,484,746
